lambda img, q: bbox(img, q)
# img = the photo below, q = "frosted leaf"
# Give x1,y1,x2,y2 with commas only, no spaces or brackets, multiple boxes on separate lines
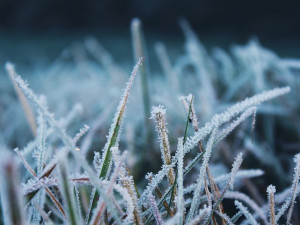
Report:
69,151,122,225
89,151,127,225
34,109,47,175
22,178,54,195
229,153,244,190
151,105,175,186
235,200,260,225
251,108,257,141
73,124,90,143
183,86,290,156
113,184,134,224
93,152,102,172
145,172,153,181
204,153,244,225
139,164,173,206
188,205,211,225
99,57,143,180
150,106,170,165
286,153,300,224
225,191,267,223
140,87,290,206
215,211,234,225
179,96,189,112
0,152,26,225
149,194,163,225
215,169,264,185
5,62,37,136
176,138,184,225
111,147,142,224
187,128,217,222
13,74,76,151
187,93,193,103
22,103,82,156
179,94,199,131
217,107,256,142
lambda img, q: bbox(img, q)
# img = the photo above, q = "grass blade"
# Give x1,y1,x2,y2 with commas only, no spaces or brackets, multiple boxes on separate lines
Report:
58,159,79,225
86,58,143,223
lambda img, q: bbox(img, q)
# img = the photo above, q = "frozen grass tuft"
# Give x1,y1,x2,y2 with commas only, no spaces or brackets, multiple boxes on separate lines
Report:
1,19,300,225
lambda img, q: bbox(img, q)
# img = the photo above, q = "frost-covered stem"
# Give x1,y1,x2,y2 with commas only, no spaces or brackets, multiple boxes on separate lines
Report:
224,191,267,223
149,194,163,225
181,94,224,223
267,185,276,225
22,103,82,156
74,187,84,225
151,106,176,187
86,58,143,223
38,125,88,181
188,206,211,225
90,152,127,225
69,151,122,225
131,18,152,134
5,62,37,136
187,128,217,223
73,125,90,144
205,153,244,225
14,148,67,218
286,154,300,225
14,148,37,177
58,158,79,225
230,211,243,224
36,108,47,175
146,174,174,217
13,73,76,151
183,87,290,156
235,201,259,225
23,125,88,208
0,153,26,225
32,202,53,225
112,147,142,225
215,211,234,225
32,114,47,224
139,87,290,206
98,57,142,179
177,138,185,225
179,94,199,132
217,107,257,142
251,108,257,142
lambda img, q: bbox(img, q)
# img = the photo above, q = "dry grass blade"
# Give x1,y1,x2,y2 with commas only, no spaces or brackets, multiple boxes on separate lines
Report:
0,153,27,225
14,148,66,217
267,185,276,225
5,62,37,136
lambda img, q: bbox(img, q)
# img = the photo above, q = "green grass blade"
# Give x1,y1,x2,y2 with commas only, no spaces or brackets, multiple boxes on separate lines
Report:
86,58,143,224
58,161,79,225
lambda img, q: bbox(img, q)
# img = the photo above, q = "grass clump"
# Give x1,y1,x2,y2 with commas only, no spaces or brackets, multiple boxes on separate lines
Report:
1,19,300,225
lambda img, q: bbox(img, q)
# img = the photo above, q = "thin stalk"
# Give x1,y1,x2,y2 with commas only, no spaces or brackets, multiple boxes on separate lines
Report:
58,162,79,225
0,153,27,225
6,62,37,136
131,18,152,144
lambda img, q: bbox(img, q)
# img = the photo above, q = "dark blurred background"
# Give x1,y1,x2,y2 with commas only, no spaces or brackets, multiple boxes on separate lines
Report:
1,0,300,64
1,0,300,37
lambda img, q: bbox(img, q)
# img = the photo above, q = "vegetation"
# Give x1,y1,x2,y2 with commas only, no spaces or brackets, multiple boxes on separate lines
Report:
0,19,300,224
